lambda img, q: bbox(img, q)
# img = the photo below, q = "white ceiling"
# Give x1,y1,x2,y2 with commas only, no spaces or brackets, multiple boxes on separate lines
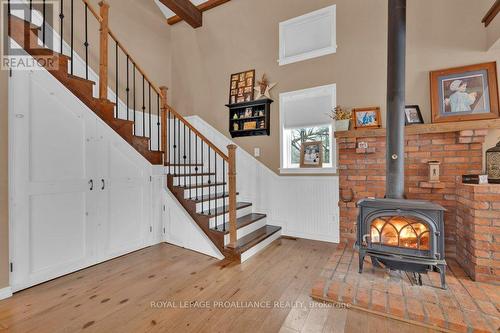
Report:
154,0,206,19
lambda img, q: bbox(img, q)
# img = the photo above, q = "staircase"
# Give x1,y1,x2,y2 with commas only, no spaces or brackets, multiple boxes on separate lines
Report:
7,0,281,262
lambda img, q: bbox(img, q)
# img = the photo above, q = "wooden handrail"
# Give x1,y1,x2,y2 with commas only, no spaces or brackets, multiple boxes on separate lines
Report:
107,29,162,96
226,144,237,248
82,0,103,22
167,105,229,161
160,86,168,163
482,0,500,27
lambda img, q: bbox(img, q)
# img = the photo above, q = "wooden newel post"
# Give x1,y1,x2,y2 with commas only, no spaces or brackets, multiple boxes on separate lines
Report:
160,86,169,164
98,1,109,100
227,144,238,248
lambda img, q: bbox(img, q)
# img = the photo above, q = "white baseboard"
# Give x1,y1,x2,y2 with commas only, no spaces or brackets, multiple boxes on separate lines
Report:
0,287,13,300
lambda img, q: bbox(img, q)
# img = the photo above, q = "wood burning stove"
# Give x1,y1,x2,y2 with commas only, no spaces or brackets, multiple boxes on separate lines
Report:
356,0,447,289
357,199,446,288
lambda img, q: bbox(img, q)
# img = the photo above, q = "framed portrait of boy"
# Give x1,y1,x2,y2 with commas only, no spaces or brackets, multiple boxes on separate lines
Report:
300,141,323,168
404,105,424,125
430,62,499,123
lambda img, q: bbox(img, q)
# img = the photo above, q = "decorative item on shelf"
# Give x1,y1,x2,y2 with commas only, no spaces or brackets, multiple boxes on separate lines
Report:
329,105,352,131
462,174,489,184
428,160,441,182
405,105,424,125
300,141,323,168
258,120,265,128
254,74,277,100
233,113,239,120
353,107,381,129
229,69,255,104
430,62,499,123
243,121,257,130
233,122,239,131
357,142,368,149
486,140,500,183
244,108,253,118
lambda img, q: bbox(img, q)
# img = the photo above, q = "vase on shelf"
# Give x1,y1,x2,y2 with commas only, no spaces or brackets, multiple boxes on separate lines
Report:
335,119,350,131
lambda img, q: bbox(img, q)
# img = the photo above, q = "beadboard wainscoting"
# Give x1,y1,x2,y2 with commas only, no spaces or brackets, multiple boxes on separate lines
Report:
184,116,340,243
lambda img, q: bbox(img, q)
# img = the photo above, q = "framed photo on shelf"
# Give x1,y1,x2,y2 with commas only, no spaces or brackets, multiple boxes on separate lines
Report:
229,69,255,104
353,107,381,129
430,62,499,123
300,141,323,168
405,105,424,125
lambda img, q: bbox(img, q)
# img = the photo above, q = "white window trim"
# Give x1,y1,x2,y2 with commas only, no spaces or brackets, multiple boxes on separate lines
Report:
278,5,337,66
279,84,337,175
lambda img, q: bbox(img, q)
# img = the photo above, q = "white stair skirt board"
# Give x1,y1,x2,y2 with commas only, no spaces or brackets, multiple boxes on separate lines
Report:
224,217,267,246
183,116,340,244
240,230,282,263
163,189,224,260
0,287,13,300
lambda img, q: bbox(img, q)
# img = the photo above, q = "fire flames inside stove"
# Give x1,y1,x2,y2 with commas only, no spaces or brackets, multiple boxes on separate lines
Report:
370,216,430,250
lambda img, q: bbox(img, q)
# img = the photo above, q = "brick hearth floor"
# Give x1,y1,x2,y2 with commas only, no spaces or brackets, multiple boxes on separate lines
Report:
311,242,500,333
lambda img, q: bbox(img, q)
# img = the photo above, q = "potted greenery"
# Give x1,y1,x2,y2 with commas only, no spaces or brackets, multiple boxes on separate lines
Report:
330,106,352,131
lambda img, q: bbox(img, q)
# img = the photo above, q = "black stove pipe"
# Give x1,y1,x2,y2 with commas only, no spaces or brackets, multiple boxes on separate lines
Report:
386,0,406,199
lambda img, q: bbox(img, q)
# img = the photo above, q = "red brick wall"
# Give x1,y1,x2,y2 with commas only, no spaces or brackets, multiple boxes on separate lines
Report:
337,129,487,258
456,183,500,284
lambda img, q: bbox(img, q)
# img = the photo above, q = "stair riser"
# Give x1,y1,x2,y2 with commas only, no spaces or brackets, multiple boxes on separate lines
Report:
207,206,253,229
182,185,227,198
173,175,217,187
166,166,205,174
224,217,267,246
194,197,228,212
240,230,282,263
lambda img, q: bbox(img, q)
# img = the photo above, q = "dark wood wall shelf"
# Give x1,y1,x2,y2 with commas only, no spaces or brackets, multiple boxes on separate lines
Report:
226,98,273,138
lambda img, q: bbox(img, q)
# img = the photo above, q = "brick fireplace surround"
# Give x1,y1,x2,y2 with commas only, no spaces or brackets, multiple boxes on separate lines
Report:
312,124,500,333
337,128,499,284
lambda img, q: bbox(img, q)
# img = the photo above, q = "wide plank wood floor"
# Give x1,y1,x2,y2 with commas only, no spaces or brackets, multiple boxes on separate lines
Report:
0,239,441,332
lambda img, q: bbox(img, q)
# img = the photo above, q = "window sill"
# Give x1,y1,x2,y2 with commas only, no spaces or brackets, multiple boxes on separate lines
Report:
279,167,338,175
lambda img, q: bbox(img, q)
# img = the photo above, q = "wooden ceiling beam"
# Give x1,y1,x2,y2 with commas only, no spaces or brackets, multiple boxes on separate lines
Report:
482,0,500,27
159,0,202,28
167,0,230,26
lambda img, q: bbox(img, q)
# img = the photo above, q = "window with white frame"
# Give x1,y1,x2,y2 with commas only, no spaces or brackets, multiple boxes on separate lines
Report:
280,84,336,173
278,5,337,66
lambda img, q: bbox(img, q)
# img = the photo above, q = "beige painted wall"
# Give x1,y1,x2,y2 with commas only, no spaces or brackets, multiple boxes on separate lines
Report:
170,0,500,173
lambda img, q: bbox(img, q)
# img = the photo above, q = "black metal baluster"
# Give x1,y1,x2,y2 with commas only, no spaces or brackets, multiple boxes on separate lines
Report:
142,75,145,136
173,116,176,175
157,93,160,151
59,0,64,54
70,0,73,75
167,110,171,171
223,160,226,232
214,152,217,229
201,142,204,214
183,123,186,187
188,128,191,197
133,63,136,134
195,135,198,199
177,119,180,180
43,0,46,45
115,40,118,118
84,3,88,79
148,83,152,148
29,0,32,21
126,56,129,120
209,147,212,227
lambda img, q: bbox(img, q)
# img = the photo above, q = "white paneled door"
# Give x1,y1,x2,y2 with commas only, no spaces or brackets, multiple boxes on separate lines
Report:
9,70,154,291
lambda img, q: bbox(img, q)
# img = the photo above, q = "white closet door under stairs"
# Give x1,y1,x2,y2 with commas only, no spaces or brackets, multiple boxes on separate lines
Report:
9,69,155,291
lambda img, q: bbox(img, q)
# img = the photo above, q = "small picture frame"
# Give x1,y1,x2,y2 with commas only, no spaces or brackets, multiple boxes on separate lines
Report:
404,105,424,125
300,141,323,168
244,108,252,118
243,121,257,130
353,107,381,129
229,69,256,104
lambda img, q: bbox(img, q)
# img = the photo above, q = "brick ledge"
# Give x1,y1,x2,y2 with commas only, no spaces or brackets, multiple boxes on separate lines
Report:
335,118,500,138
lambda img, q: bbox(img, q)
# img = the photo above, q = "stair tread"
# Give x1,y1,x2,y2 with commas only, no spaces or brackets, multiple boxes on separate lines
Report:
232,225,281,253
199,202,251,217
212,213,267,234
179,182,226,189
67,74,95,85
172,172,215,177
188,192,239,203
